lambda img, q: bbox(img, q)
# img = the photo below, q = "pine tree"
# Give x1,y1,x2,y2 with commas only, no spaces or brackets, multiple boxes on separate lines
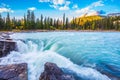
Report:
0,14,4,30
0,14,6,30
24,14,27,29
31,11,35,29
47,17,50,29
65,17,69,29
11,17,16,29
36,18,40,29
27,10,31,29
63,13,65,29
40,14,43,29
6,13,11,30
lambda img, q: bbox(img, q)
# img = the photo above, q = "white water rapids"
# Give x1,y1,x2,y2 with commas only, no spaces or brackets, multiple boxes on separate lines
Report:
0,32,114,80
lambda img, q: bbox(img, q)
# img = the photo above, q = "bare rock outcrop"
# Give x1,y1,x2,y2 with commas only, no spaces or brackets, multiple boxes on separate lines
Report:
39,62,75,80
0,40,17,57
0,63,27,80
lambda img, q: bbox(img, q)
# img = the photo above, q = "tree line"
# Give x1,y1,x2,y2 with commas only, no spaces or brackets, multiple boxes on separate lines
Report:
0,10,120,31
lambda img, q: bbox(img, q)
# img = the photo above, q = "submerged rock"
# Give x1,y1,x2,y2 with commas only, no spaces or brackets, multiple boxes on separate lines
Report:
39,62,75,80
0,63,27,80
0,40,17,57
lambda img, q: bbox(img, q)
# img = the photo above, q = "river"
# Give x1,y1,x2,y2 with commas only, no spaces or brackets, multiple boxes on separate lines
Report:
0,32,120,80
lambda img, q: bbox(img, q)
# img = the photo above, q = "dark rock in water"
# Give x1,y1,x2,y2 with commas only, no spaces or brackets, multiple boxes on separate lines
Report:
0,40,17,57
39,62,75,80
0,63,27,80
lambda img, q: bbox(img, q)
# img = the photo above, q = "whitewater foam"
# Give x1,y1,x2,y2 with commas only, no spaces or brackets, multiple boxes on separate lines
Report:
0,39,111,80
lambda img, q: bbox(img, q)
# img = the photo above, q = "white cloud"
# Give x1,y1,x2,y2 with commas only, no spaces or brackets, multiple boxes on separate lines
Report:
0,3,14,13
28,7,36,11
39,0,50,2
59,5,69,10
75,1,104,16
39,0,70,11
0,8,14,13
39,0,65,5
50,5,58,9
72,4,78,9
65,1,70,5
92,1,104,7
52,0,65,5
58,1,70,10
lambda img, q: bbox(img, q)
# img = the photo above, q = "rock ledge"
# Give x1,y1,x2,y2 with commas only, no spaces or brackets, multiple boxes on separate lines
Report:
39,62,75,80
0,63,28,80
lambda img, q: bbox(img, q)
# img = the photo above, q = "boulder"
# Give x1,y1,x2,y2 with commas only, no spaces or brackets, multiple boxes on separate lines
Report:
39,62,75,80
0,63,27,80
0,40,17,57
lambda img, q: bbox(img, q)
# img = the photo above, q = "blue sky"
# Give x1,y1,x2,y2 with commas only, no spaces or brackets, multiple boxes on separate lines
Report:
0,0,120,19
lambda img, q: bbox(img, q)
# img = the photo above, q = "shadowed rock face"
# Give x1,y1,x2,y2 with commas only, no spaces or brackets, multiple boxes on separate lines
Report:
0,63,28,80
39,62,75,80
0,32,17,57
0,40,17,57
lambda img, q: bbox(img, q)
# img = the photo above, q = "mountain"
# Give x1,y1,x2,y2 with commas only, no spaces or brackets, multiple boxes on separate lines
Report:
108,13,120,16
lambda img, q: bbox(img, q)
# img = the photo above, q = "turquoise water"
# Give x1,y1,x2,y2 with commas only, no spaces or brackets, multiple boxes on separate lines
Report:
0,32,120,80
